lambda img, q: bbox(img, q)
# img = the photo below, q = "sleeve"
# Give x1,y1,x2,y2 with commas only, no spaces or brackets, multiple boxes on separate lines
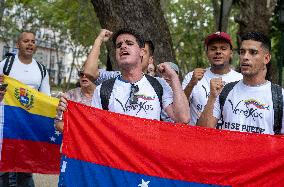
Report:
181,72,193,90
91,84,103,109
213,96,222,120
39,72,51,95
95,69,120,85
156,77,173,110
281,89,284,134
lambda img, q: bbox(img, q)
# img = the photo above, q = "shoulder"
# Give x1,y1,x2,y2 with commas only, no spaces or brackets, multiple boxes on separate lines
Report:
151,76,166,86
152,77,172,94
229,69,243,77
183,71,194,79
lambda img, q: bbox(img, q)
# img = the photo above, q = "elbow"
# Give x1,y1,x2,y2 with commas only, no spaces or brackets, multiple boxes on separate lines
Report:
175,113,190,124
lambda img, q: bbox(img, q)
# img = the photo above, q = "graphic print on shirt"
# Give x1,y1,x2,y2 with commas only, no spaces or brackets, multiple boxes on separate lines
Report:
196,85,210,117
202,85,210,98
228,99,270,121
115,94,156,115
219,98,271,134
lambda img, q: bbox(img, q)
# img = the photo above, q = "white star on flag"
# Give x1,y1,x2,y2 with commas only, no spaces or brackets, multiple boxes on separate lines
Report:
138,179,150,187
61,160,67,172
55,130,61,136
49,136,56,142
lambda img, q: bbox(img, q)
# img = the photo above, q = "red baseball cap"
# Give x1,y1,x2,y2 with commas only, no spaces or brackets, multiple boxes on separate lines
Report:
204,31,233,48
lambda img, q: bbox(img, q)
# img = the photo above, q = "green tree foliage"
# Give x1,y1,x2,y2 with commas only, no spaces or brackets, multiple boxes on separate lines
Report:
165,0,215,75
165,0,239,76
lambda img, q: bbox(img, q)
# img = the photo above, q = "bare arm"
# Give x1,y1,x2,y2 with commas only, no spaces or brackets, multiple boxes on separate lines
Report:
83,29,113,81
197,78,223,128
158,63,190,123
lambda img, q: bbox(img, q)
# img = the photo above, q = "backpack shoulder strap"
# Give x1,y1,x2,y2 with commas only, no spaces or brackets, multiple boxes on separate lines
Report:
219,81,239,112
35,61,47,91
3,55,15,76
216,81,239,129
271,83,283,135
145,74,163,110
36,61,47,80
100,78,116,110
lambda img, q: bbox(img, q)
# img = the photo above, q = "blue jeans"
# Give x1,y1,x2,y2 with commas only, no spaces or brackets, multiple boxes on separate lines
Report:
0,172,34,187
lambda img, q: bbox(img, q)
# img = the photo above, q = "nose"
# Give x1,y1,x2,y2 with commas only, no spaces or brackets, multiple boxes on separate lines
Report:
120,42,127,49
215,48,221,54
241,51,249,59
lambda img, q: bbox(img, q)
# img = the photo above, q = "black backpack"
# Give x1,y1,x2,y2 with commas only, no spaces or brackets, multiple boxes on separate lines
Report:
218,81,283,135
3,54,47,90
100,74,163,111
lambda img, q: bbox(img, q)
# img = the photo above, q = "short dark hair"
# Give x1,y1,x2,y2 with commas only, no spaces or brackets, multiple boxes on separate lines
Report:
241,32,271,52
145,40,155,56
18,31,36,41
112,28,145,48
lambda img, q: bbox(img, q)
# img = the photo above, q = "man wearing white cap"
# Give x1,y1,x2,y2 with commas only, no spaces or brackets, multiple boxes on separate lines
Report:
182,31,243,125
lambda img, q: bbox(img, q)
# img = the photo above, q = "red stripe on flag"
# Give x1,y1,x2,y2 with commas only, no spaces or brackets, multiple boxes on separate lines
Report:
62,101,284,186
0,139,60,174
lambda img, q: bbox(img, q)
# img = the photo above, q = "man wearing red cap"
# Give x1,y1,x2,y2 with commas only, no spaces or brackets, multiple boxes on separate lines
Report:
182,31,242,125
197,31,283,135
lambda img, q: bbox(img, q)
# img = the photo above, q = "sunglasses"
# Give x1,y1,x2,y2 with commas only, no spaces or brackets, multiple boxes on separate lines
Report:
129,84,139,104
78,71,86,77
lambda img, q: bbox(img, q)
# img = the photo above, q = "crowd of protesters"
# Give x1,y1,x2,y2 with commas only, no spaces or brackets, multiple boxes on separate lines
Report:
0,28,283,186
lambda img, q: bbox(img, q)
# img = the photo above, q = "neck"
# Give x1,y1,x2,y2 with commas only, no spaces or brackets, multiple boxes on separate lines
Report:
81,85,95,97
18,53,33,64
243,76,267,86
121,69,143,83
210,65,231,75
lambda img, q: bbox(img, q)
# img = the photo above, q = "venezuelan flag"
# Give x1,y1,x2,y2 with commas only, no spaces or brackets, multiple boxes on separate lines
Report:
0,76,61,174
59,101,284,186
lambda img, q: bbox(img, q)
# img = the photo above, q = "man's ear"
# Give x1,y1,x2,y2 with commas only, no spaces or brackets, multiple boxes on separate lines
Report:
264,53,271,65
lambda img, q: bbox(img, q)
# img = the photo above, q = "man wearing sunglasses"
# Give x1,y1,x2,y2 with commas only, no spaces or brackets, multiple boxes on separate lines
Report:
58,28,189,123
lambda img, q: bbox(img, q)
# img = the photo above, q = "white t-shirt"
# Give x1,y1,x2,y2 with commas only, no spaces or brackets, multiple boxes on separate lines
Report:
182,68,243,125
92,75,173,120
213,80,284,135
0,55,50,95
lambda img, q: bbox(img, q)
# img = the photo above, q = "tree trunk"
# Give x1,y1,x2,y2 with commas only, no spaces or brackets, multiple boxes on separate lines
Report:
91,0,175,66
235,0,278,82
212,0,234,32
235,0,277,36
0,0,5,27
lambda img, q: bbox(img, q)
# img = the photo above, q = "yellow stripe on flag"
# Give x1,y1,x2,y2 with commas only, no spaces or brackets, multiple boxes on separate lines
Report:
3,76,59,118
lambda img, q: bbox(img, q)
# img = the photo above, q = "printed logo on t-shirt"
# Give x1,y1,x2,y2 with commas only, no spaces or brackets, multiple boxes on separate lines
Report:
194,85,210,116
217,98,271,134
115,94,156,115
202,85,210,98
228,99,270,120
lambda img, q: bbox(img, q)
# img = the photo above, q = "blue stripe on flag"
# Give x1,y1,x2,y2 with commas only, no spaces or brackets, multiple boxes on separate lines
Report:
3,105,61,144
59,156,227,187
